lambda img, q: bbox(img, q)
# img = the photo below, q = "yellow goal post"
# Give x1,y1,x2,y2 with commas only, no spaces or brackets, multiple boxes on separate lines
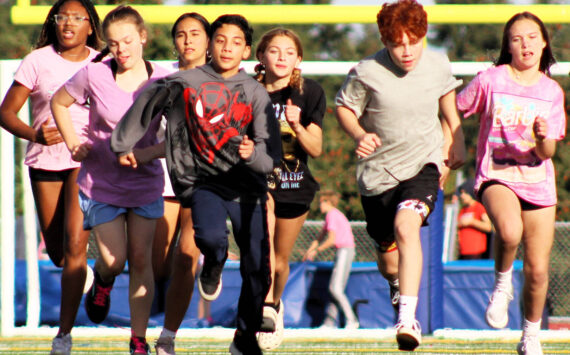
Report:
10,2,570,25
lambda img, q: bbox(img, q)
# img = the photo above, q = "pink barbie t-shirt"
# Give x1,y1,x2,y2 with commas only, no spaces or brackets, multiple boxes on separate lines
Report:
457,65,566,206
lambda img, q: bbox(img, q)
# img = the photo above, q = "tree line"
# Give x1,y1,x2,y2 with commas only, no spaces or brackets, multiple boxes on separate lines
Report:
0,0,568,220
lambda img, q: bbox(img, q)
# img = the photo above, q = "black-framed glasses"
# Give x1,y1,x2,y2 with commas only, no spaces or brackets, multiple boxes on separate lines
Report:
54,14,89,25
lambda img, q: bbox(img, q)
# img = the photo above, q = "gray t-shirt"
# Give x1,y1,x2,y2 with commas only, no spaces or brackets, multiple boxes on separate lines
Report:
335,48,461,196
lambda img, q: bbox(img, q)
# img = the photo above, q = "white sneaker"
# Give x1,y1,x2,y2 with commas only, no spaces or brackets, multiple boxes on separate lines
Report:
485,284,514,329
259,304,278,332
50,333,71,355
257,300,284,351
395,319,421,351
155,336,175,355
517,335,543,355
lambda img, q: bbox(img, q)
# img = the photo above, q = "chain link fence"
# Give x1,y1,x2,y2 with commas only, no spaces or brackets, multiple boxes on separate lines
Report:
86,220,570,317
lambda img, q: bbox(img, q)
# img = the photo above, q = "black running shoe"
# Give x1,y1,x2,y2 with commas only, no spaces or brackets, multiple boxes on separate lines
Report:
85,268,114,324
130,336,150,355
230,330,263,355
198,255,226,301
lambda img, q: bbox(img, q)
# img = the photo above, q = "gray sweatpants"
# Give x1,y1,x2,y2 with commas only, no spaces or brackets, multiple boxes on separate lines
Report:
324,247,358,325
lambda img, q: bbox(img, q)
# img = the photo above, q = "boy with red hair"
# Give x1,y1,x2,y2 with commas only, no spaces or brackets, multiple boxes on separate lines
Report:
335,0,465,351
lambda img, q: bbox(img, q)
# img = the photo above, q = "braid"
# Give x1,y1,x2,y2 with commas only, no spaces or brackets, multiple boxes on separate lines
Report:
92,47,110,62
254,63,266,86
289,68,304,94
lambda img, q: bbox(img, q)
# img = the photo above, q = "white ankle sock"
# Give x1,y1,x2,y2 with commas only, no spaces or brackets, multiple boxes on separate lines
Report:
159,328,176,339
523,318,541,337
495,266,513,290
398,295,418,323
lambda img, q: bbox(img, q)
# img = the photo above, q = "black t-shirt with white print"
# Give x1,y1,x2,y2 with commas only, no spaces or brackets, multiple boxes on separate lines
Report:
267,78,326,205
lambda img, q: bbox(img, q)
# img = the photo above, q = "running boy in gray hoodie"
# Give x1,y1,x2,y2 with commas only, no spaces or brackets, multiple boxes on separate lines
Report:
111,14,280,355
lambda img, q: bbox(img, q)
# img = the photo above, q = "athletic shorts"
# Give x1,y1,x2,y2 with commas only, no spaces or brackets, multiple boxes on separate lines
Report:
361,164,439,252
79,191,164,230
478,180,544,211
29,167,74,182
274,201,311,219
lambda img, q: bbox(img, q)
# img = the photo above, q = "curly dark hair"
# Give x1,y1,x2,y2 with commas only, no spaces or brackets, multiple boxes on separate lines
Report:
35,0,102,50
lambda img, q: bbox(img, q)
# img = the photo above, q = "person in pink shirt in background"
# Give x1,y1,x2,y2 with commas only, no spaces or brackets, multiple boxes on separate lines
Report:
0,0,102,353
51,5,170,354
303,190,359,329
457,12,566,355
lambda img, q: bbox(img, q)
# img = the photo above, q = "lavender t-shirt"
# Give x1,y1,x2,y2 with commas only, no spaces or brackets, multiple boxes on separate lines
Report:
457,65,566,206
65,59,170,207
14,45,97,170
325,208,355,249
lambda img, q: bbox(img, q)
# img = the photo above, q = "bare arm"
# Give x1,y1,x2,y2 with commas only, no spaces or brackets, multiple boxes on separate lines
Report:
0,81,63,145
335,105,381,158
51,87,90,161
303,229,336,261
533,116,556,160
119,141,166,169
439,90,466,170
458,212,493,233
285,99,323,158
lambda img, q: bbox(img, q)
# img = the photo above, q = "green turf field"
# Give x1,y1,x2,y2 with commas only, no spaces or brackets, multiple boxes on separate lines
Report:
1,335,569,354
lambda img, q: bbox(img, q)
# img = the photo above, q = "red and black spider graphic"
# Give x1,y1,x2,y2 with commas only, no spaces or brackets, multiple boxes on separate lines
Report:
183,82,253,166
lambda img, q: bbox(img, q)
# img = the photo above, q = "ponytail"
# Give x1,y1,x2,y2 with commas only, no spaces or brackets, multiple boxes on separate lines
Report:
254,63,265,84
289,67,304,95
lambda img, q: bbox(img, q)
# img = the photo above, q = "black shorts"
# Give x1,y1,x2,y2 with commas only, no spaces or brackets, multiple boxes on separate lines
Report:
361,164,440,252
29,167,75,182
478,180,544,211
274,201,310,219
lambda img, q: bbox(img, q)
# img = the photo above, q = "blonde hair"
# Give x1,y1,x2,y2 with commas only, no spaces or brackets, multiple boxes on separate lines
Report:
320,190,340,207
254,28,304,94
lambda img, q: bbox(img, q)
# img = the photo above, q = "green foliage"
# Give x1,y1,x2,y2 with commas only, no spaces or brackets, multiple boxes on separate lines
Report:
1,0,568,220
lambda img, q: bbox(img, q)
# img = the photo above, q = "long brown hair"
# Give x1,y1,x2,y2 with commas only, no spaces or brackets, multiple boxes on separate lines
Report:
495,12,555,76
254,28,304,94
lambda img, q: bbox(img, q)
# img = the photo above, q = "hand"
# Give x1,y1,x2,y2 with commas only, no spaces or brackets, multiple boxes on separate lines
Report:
133,147,155,166
239,135,254,160
118,152,138,168
533,116,548,142
70,142,91,162
445,139,466,170
355,133,382,158
303,249,317,262
285,98,302,132
35,117,63,146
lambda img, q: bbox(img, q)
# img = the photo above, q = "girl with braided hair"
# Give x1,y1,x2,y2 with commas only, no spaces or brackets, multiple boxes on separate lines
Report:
254,27,327,351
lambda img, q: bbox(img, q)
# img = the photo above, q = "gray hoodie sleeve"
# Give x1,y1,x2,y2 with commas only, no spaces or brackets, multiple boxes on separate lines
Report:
244,85,281,173
111,78,182,155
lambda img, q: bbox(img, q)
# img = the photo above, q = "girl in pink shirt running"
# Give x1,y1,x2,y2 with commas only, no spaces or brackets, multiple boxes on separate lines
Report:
51,5,170,354
457,12,566,355
0,0,102,353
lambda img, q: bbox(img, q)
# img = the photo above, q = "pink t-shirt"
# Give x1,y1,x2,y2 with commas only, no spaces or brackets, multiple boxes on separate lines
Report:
324,208,355,249
457,65,566,206
64,59,170,207
14,45,98,170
